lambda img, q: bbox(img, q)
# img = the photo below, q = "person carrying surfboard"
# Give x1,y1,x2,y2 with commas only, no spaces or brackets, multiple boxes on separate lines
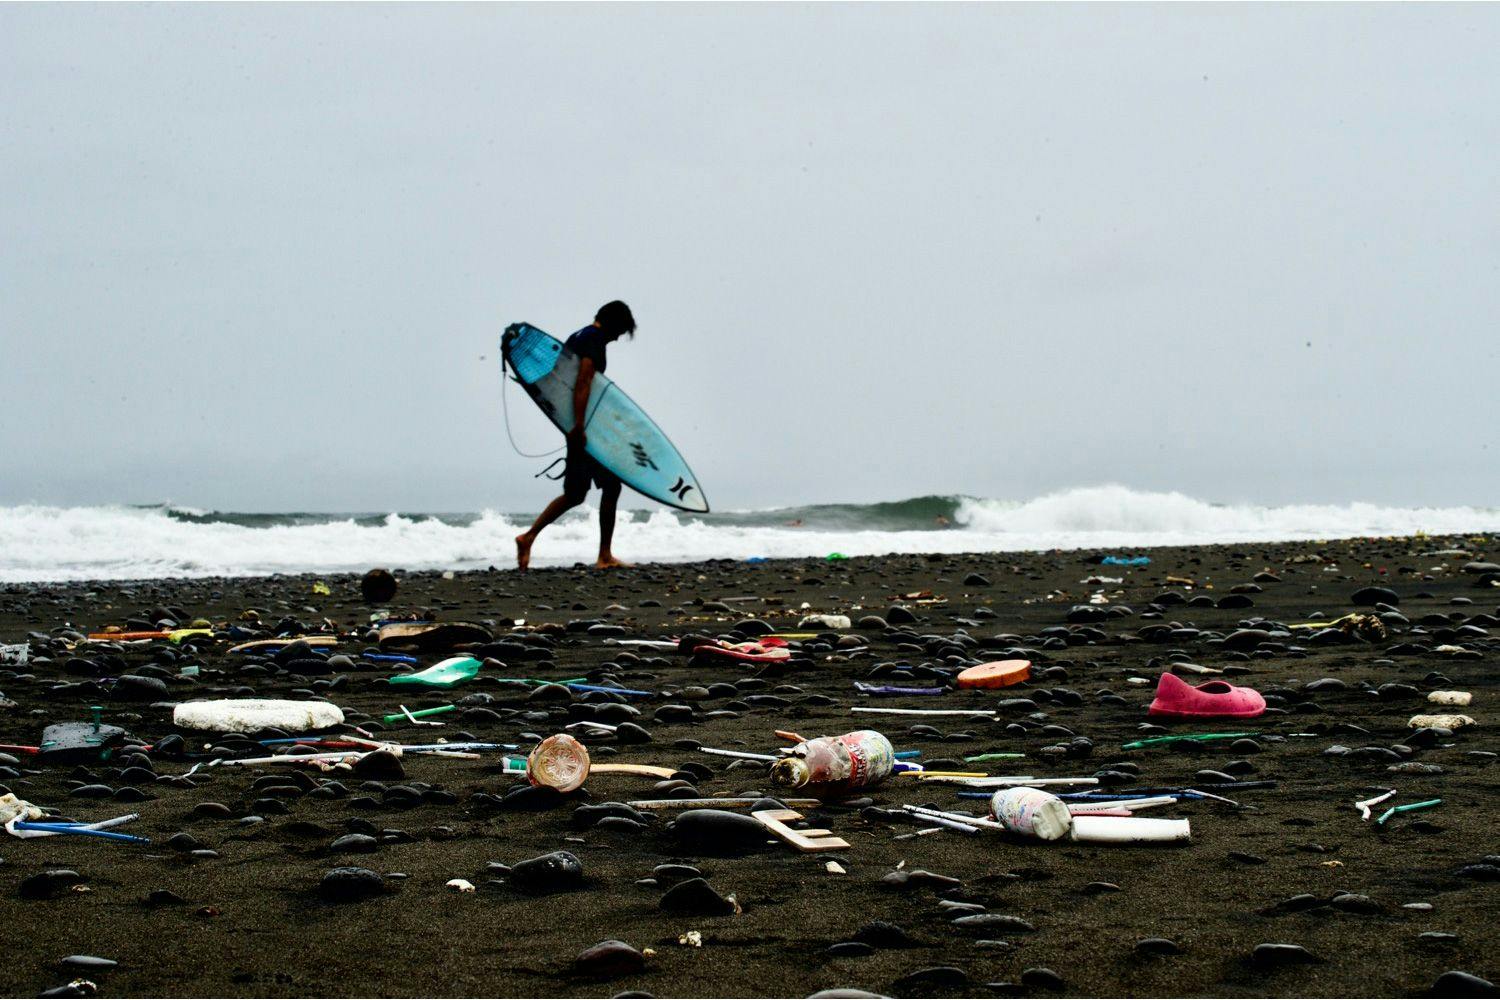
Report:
514,301,636,571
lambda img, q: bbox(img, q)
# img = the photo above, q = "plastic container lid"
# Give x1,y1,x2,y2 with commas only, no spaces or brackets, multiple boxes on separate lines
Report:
956,659,1031,689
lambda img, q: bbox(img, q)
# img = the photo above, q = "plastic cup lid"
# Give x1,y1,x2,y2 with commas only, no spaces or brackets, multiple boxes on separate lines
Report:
956,659,1031,689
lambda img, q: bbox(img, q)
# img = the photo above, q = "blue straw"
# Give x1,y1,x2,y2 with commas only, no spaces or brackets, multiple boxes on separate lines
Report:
14,822,150,844
564,682,653,697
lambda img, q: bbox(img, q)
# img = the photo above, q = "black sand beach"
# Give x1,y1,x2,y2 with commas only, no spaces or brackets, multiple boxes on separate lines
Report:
1,538,1496,998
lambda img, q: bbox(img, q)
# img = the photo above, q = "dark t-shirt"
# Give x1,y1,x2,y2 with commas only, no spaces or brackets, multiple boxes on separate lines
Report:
565,325,608,374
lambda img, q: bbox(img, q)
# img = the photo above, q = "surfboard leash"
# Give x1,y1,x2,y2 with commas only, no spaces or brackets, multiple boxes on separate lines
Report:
499,351,566,460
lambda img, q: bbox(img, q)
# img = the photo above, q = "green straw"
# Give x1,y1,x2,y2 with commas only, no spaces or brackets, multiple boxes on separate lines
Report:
381,704,457,725
963,752,1026,763
1121,732,1257,750
1376,799,1442,825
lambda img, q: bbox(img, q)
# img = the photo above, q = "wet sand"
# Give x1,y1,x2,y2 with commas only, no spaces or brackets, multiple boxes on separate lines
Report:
0,537,1496,998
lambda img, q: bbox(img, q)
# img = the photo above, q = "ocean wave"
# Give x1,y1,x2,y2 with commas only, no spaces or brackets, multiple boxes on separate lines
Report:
1,486,1496,582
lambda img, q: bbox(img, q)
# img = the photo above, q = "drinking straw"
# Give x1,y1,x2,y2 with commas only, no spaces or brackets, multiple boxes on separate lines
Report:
11,822,150,844
1116,780,1275,793
854,682,946,696
1120,732,1258,750
381,705,456,725
563,682,652,696
902,803,1005,832
1355,789,1396,820
361,653,419,664
627,797,821,810
905,812,985,836
1376,799,1442,825
851,707,997,718
963,753,1026,763
695,746,777,762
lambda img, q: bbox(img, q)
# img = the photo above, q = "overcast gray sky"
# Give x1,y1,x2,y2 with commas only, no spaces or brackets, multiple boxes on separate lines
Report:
3,3,1496,514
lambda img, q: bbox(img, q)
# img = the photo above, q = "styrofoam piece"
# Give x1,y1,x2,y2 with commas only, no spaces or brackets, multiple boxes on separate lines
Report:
173,699,344,732
1409,713,1475,729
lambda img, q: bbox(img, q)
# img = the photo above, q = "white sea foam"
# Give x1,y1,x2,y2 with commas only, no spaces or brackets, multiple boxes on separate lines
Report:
0,486,1496,583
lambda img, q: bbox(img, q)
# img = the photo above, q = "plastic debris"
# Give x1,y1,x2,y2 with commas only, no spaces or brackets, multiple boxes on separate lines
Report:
1355,789,1396,821
770,730,894,793
753,809,850,852
388,656,482,688
990,787,1072,840
1408,714,1474,729
527,734,591,793
1376,799,1442,826
173,699,344,732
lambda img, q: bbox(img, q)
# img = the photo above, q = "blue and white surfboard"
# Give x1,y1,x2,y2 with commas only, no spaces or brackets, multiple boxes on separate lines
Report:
502,323,710,513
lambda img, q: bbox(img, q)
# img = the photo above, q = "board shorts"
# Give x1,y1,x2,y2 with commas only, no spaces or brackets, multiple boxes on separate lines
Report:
564,437,619,497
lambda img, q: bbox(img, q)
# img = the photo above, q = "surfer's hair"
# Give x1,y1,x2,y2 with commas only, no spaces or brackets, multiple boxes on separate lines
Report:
596,300,636,338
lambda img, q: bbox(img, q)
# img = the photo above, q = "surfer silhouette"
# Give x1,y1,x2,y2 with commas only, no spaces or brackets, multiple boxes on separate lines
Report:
515,301,636,571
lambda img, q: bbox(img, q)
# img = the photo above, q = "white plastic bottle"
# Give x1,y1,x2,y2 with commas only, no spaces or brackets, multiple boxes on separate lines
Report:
989,786,1073,840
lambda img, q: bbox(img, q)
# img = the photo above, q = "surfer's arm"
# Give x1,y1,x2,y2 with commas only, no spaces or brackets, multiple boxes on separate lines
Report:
570,357,596,444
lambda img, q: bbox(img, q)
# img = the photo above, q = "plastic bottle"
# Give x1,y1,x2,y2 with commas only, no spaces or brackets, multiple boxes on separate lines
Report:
770,730,894,794
527,734,591,793
989,786,1073,840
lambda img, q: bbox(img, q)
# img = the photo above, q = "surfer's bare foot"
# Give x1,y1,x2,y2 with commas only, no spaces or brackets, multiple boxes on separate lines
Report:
596,553,630,569
515,533,533,572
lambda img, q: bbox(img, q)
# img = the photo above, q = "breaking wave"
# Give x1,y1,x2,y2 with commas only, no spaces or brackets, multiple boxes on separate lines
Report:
1,485,1497,582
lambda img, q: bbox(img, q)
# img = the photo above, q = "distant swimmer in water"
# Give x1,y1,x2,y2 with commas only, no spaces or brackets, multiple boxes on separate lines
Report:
934,515,951,528
515,301,636,572
786,518,804,528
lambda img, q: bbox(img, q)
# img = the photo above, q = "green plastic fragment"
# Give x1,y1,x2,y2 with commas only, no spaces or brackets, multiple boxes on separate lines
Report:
963,752,1027,763
388,656,482,688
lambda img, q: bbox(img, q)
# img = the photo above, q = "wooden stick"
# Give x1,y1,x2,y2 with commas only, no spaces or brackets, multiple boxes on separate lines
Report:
588,763,678,778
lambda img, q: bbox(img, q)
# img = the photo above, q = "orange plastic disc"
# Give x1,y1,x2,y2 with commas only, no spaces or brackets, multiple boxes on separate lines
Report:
956,659,1031,689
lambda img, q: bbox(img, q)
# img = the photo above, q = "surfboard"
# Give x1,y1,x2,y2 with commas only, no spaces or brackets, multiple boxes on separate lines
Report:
502,323,709,513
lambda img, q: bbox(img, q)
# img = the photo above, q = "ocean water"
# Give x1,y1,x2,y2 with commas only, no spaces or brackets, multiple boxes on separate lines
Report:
1,485,1497,583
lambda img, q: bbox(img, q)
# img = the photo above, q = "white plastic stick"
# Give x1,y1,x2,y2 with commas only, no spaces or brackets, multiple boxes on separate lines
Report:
694,747,778,762
926,776,1099,789
1067,796,1176,814
851,707,997,717
902,803,1006,832
1355,789,1396,821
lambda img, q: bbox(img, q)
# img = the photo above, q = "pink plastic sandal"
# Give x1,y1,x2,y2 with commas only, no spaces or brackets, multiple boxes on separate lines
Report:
1147,672,1266,719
